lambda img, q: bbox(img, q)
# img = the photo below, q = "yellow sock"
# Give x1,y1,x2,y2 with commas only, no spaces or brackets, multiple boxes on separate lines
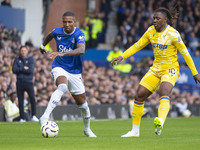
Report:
132,100,144,125
158,96,170,121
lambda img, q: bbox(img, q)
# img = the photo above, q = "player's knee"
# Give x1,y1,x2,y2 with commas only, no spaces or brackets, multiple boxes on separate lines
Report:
57,83,68,93
135,92,146,102
159,89,170,97
78,101,88,110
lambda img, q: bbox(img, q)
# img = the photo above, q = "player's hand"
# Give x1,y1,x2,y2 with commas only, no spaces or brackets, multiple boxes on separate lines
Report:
193,74,200,84
111,56,123,66
40,44,47,54
49,52,65,61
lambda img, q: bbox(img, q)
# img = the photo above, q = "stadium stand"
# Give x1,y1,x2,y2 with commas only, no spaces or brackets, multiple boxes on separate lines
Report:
0,0,200,120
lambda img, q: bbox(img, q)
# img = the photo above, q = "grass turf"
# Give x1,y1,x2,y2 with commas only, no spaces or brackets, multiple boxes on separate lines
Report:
0,117,200,150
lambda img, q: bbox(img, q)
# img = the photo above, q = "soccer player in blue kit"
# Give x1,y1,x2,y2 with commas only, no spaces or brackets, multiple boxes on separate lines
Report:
39,11,97,137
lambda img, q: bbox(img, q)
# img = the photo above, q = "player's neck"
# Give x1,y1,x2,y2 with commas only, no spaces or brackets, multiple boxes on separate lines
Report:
157,24,168,32
64,27,76,35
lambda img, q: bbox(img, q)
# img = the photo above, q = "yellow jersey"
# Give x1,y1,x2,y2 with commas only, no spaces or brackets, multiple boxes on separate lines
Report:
121,25,198,75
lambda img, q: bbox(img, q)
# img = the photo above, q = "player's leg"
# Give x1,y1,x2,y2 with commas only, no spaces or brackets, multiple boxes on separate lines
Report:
72,94,96,137
40,76,67,125
154,82,173,135
68,73,96,137
121,70,160,137
39,67,69,125
121,85,152,137
40,67,68,125
154,69,179,135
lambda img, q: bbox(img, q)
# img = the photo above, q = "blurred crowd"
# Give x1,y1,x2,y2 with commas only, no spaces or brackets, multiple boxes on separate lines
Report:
115,0,200,56
80,0,112,49
1,0,200,119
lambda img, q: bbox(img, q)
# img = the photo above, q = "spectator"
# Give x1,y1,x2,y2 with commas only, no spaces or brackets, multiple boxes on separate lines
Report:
176,96,189,117
113,35,124,50
1,0,11,7
124,36,134,49
187,32,200,52
12,46,39,122
194,49,200,57
107,46,123,63
10,27,21,42
80,23,90,49
4,92,20,122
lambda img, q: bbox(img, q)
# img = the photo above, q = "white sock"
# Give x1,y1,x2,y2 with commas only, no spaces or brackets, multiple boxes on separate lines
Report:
131,124,140,134
78,102,91,131
42,84,67,119
159,118,164,126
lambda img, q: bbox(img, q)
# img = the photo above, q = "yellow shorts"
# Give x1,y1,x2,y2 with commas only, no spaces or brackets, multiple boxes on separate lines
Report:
139,68,180,93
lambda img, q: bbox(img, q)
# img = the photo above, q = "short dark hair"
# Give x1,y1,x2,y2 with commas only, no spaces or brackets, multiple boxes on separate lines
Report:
10,91,16,97
19,45,27,51
63,11,75,18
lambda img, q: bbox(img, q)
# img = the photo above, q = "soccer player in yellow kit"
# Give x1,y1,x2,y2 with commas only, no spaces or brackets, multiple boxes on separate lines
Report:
111,7,200,137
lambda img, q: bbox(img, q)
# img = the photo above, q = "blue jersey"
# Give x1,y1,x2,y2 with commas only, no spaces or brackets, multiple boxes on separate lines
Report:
51,27,85,74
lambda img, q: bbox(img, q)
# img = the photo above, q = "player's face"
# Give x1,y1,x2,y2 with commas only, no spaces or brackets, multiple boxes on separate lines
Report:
63,16,76,34
153,12,167,32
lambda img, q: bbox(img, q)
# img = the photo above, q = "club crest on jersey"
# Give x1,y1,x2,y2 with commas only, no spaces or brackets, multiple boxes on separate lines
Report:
71,38,75,43
57,36,61,40
178,36,181,42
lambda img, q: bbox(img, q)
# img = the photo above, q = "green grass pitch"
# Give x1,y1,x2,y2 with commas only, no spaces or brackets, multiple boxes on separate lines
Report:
0,117,200,150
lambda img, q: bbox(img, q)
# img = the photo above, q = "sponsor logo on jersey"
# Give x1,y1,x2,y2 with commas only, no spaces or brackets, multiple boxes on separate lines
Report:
58,45,72,53
152,43,168,49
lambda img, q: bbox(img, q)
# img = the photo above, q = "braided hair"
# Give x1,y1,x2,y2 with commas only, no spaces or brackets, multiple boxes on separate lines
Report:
155,7,178,26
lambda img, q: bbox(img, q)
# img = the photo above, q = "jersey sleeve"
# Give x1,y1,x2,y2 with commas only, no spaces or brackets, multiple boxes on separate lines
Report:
75,30,85,44
173,32,198,75
121,27,151,60
51,28,56,38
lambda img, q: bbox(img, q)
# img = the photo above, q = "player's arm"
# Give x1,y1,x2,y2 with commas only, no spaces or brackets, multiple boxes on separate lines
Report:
63,43,85,56
173,34,200,84
111,30,150,66
40,32,53,54
49,43,85,61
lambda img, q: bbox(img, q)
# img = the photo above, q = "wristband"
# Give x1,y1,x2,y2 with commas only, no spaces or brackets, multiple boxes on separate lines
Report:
194,74,199,76
40,44,45,49
120,55,123,59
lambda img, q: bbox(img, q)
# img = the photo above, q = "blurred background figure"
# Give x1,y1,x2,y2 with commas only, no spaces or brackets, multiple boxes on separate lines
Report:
107,46,132,73
176,96,190,117
4,92,20,122
12,46,38,122
1,0,11,7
